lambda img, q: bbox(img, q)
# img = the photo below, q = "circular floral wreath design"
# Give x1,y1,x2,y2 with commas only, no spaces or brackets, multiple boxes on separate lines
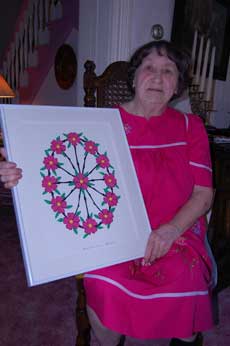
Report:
40,132,120,238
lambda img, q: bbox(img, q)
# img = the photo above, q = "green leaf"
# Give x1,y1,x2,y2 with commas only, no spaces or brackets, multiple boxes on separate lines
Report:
42,191,47,195
69,182,75,186
66,205,73,209
73,229,78,235
40,172,45,178
40,166,46,171
55,212,60,218
83,233,89,238
58,218,64,222
44,199,51,204
55,189,61,195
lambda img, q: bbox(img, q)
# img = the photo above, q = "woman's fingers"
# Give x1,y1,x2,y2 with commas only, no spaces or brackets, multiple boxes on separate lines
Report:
143,224,179,265
0,147,6,159
0,161,22,188
0,170,22,182
3,179,21,189
144,233,159,264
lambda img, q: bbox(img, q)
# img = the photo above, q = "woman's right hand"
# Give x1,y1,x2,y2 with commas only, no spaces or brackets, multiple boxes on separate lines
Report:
0,148,22,188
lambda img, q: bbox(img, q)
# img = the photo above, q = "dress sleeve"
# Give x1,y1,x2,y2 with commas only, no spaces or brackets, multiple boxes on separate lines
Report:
186,114,212,187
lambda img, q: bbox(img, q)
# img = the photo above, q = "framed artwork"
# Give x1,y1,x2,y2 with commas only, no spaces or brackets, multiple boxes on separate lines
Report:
0,105,151,287
171,0,230,81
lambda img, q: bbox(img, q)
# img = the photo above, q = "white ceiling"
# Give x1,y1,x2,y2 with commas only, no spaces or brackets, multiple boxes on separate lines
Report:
0,0,22,64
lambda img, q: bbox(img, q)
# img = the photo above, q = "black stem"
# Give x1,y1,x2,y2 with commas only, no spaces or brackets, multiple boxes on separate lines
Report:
83,190,89,217
74,146,81,173
85,189,102,212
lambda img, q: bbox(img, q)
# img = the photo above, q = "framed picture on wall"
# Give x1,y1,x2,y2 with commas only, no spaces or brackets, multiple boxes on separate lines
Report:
171,0,230,81
0,105,151,287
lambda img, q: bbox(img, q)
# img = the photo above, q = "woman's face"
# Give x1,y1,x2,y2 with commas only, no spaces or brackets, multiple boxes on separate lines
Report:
133,49,179,108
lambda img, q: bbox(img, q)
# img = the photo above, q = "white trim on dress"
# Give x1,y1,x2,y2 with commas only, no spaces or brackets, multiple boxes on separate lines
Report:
189,161,212,172
183,113,189,131
129,142,187,149
84,274,209,300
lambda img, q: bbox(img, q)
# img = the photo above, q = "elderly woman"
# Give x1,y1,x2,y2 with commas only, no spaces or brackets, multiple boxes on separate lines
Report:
0,40,214,346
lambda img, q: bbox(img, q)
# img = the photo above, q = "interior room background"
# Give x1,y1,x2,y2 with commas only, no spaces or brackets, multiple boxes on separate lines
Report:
0,0,230,126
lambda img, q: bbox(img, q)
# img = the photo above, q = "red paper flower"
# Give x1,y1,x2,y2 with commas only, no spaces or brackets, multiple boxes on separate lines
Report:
74,173,89,190
84,140,97,155
103,192,118,206
98,209,113,225
42,176,57,192
67,132,81,146
104,173,117,187
51,196,67,213
96,154,110,168
63,213,80,230
51,139,66,154
43,156,58,170
83,217,98,234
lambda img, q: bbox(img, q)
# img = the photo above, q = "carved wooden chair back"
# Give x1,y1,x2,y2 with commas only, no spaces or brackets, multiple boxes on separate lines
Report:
76,60,132,346
83,60,132,107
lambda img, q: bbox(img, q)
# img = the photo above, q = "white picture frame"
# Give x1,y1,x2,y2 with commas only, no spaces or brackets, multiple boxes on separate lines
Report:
0,105,151,286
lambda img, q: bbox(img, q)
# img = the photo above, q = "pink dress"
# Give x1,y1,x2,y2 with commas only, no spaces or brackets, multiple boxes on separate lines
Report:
84,106,214,339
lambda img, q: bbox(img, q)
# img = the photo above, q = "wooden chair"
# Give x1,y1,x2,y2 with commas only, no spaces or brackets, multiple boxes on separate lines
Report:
83,60,132,107
76,60,132,346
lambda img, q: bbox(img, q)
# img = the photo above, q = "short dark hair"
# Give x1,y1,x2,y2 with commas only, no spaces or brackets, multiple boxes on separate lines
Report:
127,40,192,100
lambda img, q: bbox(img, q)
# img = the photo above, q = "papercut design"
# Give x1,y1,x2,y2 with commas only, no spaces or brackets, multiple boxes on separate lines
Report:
40,132,120,238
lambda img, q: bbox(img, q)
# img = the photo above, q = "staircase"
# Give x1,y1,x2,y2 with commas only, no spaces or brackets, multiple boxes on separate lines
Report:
0,0,78,105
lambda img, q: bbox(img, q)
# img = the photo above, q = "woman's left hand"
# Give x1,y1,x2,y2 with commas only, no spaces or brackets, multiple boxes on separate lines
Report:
143,223,181,265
